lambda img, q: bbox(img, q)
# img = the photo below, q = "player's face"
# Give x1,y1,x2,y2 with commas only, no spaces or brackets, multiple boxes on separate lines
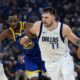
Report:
8,15,19,29
42,12,55,27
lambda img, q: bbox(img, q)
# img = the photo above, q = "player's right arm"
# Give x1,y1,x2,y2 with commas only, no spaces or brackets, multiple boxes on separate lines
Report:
20,21,41,46
0,29,11,42
29,21,41,36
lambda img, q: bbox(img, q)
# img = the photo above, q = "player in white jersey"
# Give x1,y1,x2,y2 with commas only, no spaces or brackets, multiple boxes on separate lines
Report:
20,7,80,80
0,54,8,80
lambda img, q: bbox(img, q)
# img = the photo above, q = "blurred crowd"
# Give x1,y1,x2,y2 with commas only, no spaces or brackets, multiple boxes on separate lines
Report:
0,0,80,80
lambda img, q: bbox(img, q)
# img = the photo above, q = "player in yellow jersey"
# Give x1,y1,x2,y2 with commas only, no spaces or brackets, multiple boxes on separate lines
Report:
0,11,50,80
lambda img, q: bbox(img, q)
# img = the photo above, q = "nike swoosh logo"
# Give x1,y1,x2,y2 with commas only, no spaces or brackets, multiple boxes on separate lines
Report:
42,32,47,33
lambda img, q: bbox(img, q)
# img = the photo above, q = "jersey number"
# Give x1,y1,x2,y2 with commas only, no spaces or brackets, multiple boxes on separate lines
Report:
50,43,59,49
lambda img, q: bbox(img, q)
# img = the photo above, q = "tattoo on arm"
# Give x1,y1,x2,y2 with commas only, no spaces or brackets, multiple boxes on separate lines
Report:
76,38,80,47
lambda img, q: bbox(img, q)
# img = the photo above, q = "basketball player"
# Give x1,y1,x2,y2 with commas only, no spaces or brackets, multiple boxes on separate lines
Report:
0,11,50,80
20,7,80,80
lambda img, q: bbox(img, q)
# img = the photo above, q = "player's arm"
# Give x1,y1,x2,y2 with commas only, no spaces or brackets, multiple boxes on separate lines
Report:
29,21,41,36
64,24,80,47
0,29,10,42
20,21,41,46
23,21,41,38
64,25,80,58
23,22,37,38
23,22,33,31
20,22,37,46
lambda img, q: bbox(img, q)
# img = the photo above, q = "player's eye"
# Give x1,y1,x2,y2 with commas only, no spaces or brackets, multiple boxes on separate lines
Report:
13,20,17,22
9,19,17,23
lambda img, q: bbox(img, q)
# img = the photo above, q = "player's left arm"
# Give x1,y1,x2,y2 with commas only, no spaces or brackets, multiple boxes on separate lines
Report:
64,24,80,47
20,22,37,46
64,24,80,58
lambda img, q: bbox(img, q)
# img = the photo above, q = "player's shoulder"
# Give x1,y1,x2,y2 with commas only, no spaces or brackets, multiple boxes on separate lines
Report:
2,29,11,38
58,22,70,30
30,21,42,35
23,21,33,30
3,29,10,34
24,21,33,27
33,21,42,26
62,23,72,36
34,21,41,24
63,23,71,30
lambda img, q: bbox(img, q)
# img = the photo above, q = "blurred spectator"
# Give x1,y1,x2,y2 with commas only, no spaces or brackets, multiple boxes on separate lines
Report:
4,56,16,80
0,43,3,52
28,12,40,22
17,0,26,8
0,16,3,33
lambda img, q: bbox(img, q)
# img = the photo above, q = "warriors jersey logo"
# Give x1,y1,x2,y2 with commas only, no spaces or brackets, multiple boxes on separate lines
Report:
19,38,34,49
24,39,34,49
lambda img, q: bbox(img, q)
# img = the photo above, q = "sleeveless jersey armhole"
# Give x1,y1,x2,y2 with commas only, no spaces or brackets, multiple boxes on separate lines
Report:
38,22,43,39
60,23,65,42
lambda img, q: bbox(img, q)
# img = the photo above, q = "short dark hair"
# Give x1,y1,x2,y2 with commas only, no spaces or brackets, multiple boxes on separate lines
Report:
42,7,56,15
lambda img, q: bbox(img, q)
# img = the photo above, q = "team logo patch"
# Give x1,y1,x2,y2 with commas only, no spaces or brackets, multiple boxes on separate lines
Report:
23,38,34,49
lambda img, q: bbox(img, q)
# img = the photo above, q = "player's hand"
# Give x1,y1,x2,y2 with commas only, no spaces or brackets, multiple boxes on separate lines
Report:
77,47,80,59
20,36,34,49
20,36,29,46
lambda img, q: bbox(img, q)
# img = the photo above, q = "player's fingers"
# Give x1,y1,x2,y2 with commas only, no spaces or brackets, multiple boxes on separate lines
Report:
20,36,29,46
20,37,26,45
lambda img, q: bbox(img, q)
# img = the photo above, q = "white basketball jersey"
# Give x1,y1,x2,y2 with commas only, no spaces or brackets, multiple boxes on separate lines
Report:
39,22,70,62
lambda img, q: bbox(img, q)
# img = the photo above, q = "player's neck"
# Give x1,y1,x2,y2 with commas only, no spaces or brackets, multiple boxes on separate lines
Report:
47,21,58,31
14,24,21,33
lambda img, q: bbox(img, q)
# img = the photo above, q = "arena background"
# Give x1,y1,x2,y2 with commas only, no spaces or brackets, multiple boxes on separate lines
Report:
0,0,80,80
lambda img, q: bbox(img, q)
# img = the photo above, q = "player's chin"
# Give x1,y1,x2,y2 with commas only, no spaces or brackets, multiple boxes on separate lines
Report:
14,26,17,29
44,23,49,27
11,25,17,29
